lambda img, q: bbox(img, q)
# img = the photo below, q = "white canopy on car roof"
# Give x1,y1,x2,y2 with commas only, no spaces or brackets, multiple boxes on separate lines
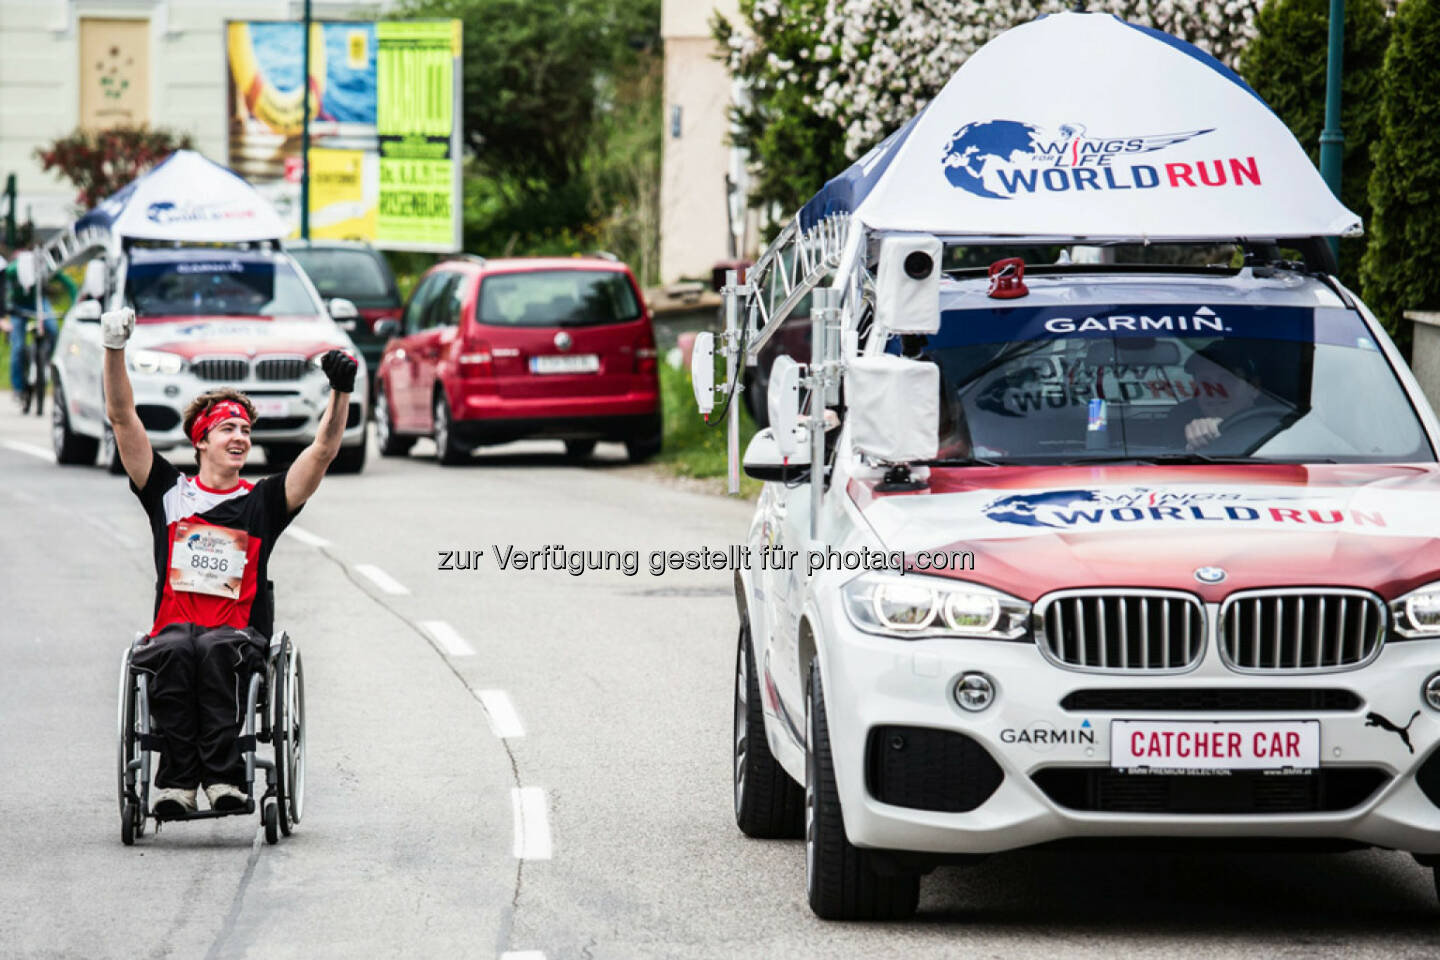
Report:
797,12,1360,241
73,149,288,245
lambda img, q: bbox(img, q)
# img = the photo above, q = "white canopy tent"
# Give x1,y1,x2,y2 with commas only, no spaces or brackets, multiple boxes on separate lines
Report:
797,12,1359,240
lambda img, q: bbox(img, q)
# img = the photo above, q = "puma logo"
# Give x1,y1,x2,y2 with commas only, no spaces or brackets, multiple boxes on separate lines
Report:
1365,710,1421,754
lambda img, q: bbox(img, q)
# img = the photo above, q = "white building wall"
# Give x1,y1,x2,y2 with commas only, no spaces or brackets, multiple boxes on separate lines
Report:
659,0,742,285
0,0,392,232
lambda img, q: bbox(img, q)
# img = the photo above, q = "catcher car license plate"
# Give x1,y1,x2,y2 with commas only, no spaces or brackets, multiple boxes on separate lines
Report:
530,354,599,374
251,397,288,417
1111,720,1319,771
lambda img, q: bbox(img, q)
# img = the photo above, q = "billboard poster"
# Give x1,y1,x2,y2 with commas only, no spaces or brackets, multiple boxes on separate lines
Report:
225,19,461,252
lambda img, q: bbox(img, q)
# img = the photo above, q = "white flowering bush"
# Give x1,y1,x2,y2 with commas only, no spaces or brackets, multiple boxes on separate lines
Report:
718,0,1261,211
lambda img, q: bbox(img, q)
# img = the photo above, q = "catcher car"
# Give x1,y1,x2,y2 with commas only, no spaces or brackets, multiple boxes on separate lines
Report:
698,12,1440,921
41,151,368,473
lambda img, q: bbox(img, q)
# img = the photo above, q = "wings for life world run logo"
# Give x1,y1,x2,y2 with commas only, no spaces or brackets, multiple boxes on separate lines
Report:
941,120,1262,200
983,488,1387,530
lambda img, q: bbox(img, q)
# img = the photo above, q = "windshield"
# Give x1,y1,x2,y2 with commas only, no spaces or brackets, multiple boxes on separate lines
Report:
288,248,398,307
478,270,641,328
889,303,1432,464
125,257,319,319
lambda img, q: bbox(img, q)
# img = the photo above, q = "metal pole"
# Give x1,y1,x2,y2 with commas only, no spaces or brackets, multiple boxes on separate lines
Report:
300,0,312,239
1319,0,1345,260
809,288,837,539
724,269,740,495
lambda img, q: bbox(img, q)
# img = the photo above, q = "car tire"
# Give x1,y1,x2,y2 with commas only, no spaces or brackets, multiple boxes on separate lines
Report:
625,432,662,464
374,385,415,457
329,435,367,474
264,443,304,468
734,621,804,838
432,391,467,466
806,659,920,921
51,379,99,466
100,423,127,475
744,368,770,429
564,439,597,461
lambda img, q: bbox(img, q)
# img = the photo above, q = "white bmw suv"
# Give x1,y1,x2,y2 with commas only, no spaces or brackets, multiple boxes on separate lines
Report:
51,244,368,473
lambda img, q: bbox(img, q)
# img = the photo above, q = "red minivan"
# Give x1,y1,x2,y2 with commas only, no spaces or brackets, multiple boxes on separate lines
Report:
373,256,662,465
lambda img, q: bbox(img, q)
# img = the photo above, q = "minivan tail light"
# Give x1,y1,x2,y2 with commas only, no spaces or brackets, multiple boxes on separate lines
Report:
458,340,493,377
634,330,658,374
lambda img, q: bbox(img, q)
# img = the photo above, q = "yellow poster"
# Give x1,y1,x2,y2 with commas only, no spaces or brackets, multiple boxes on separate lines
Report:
307,147,378,241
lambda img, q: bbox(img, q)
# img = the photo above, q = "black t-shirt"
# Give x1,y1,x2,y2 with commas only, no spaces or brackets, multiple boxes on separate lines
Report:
130,449,301,636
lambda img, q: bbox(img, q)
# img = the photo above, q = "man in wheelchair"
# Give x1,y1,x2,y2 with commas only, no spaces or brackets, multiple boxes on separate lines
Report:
102,307,355,819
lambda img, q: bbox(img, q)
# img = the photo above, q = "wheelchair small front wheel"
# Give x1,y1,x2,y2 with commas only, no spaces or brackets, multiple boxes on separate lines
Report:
121,801,136,846
263,799,279,845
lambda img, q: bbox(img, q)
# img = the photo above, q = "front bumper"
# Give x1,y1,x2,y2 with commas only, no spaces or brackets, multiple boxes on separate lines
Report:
814,597,1440,856
130,369,367,450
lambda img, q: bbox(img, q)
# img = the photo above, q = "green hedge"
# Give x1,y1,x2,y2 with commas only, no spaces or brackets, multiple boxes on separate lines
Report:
1362,0,1440,344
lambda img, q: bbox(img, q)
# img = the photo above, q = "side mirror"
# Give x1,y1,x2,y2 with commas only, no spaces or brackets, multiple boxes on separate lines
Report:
82,259,108,299
14,251,35,291
690,331,714,416
742,425,810,482
72,300,102,323
876,233,941,334
846,355,939,463
767,355,801,459
374,318,400,339
328,297,359,321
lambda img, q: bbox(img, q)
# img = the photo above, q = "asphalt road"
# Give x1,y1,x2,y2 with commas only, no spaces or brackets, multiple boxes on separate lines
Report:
4,401,1440,960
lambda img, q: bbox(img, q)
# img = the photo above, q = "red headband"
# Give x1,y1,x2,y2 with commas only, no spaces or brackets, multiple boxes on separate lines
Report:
190,400,251,446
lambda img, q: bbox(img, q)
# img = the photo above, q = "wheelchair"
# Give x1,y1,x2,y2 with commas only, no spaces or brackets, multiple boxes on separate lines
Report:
116,628,305,845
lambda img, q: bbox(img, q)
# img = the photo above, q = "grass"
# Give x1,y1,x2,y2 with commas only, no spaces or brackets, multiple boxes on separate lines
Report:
656,361,761,499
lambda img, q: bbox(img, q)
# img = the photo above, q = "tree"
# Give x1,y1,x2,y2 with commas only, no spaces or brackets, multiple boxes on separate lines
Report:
720,1,1262,219
400,0,658,187
1362,0,1440,342
34,125,194,209
1240,0,1389,292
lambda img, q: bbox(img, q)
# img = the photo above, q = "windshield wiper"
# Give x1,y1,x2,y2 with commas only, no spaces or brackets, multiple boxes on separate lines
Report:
919,456,1005,467
1059,453,1263,465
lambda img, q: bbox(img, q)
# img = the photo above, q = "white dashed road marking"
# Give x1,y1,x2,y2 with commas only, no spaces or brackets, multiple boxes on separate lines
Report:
475,689,525,738
355,563,410,595
421,620,475,657
500,952,547,960
1,440,54,461
286,525,330,548
511,787,552,860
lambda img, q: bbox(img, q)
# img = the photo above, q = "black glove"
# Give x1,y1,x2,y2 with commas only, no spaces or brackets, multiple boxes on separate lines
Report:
321,349,357,394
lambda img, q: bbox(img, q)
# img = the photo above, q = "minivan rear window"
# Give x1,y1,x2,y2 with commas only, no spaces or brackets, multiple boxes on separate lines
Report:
478,270,640,328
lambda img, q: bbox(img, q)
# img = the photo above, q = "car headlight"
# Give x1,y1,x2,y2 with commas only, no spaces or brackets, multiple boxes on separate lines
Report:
1391,581,1440,638
128,349,185,375
841,572,1029,640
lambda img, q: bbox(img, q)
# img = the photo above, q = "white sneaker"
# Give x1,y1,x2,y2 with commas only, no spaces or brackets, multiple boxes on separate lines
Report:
151,786,198,817
204,782,247,812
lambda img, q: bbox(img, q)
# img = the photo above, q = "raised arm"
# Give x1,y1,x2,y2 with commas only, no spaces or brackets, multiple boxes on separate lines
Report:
285,350,357,511
101,307,153,489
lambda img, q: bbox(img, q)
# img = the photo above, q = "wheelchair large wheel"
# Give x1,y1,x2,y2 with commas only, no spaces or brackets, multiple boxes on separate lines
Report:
115,648,146,844
273,639,305,836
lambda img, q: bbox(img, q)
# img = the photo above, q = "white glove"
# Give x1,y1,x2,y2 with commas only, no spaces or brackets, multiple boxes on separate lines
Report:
101,307,135,351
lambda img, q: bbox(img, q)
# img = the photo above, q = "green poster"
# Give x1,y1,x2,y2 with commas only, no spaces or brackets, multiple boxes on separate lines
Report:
376,20,460,249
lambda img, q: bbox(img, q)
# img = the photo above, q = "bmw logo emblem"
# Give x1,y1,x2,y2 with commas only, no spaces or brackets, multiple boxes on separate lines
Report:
1194,566,1227,584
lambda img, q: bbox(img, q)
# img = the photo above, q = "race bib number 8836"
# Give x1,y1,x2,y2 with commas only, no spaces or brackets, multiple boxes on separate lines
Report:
169,521,249,599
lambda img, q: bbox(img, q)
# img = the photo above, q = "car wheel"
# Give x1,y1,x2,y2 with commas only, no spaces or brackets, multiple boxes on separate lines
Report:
734,621,804,838
374,385,415,457
625,433,662,464
745,368,770,428
805,659,920,921
264,443,304,468
432,391,467,465
564,439,597,461
100,423,127,475
328,435,367,474
51,379,99,465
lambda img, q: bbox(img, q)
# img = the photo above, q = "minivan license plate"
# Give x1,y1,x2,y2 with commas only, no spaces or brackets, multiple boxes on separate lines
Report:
1111,720,1319,771
531,354,599,374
